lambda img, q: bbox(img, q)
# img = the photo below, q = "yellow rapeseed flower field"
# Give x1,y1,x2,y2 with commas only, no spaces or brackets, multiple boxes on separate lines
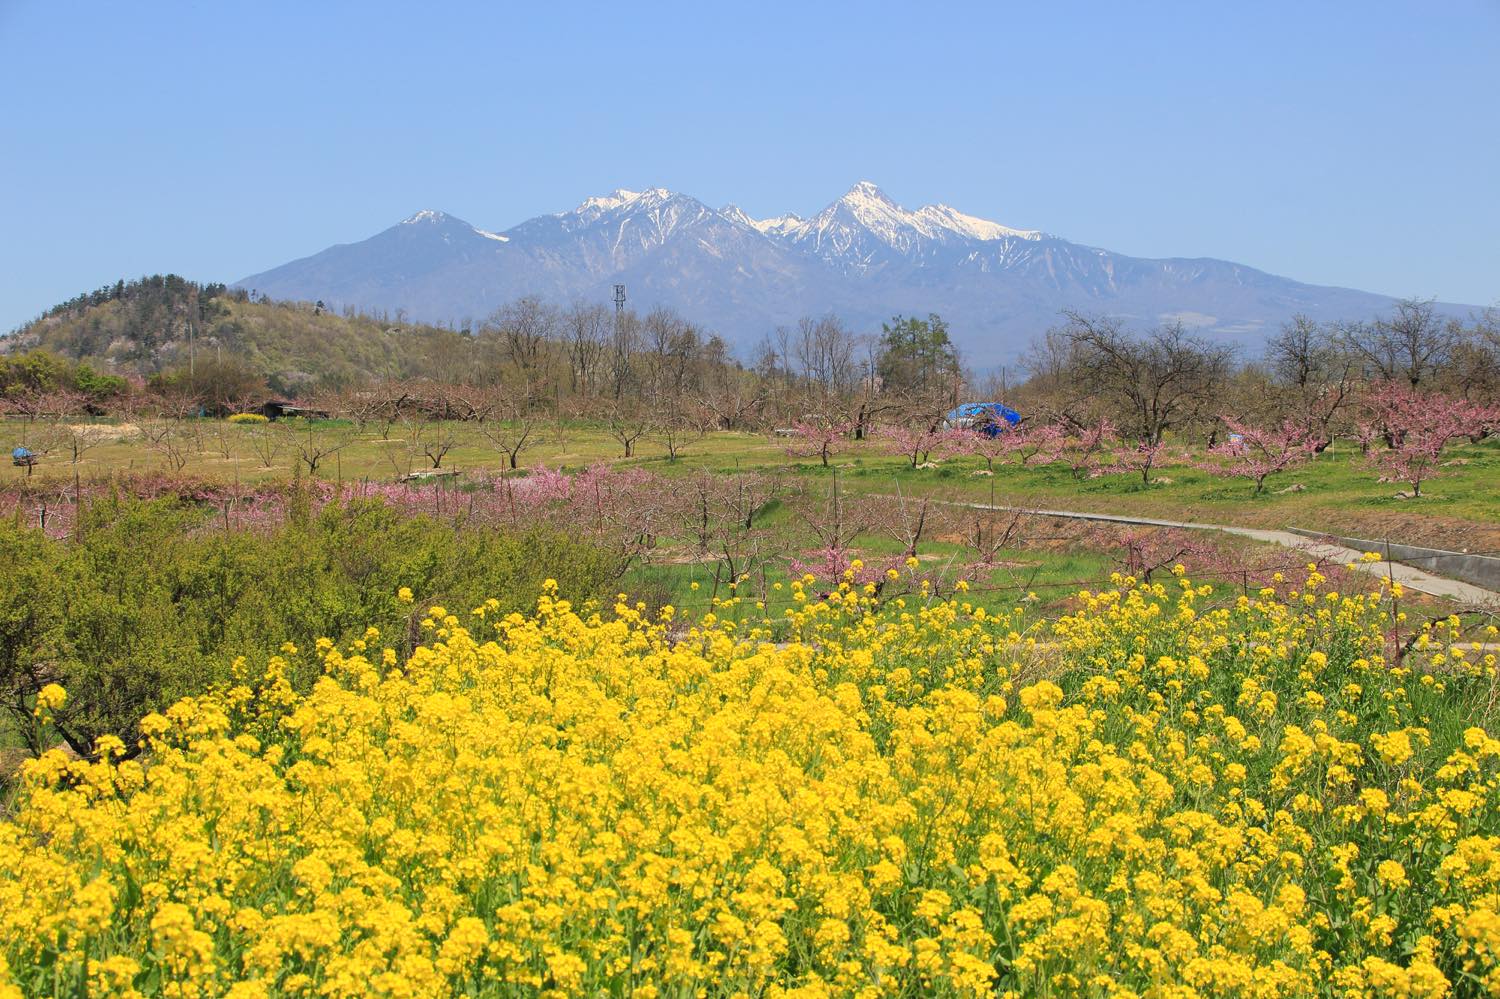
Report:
2,570,1499,997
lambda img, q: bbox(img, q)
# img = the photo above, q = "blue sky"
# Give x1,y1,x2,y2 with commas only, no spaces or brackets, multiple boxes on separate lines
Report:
2,0,1497,331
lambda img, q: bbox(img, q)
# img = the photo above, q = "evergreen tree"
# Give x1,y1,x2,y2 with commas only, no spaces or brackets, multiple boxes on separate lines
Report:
876,313,960,395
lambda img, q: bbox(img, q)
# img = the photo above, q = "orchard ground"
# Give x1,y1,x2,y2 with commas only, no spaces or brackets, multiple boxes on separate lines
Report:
7,414,1500,545
4,414,1499,625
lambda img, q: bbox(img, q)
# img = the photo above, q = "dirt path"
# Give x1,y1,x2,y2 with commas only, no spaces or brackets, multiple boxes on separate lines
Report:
960,503,1500,607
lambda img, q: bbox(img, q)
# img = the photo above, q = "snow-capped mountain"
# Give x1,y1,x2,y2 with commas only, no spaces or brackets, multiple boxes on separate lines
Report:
783,180,1042,270
238,182,1444,363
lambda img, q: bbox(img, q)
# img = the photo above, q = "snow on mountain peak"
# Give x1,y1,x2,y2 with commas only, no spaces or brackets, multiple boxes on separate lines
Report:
787,182,1042,256
720,203,754,226
841,180,897,207
573,187,679,215
575,189,642,213
751,213,805,237
916,203,1040,242
401,209,453,225
721,204,804,236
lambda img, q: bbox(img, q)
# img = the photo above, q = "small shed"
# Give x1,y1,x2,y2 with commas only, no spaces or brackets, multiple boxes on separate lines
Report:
260,400,330,421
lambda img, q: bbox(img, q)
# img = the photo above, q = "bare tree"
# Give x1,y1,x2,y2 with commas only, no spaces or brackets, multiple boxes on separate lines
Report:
606,404,652,459
1263,316,1354,449
134,394,199,472
563,302,610,396
640,306,702,402
793,314,859,398
419,422,462,469
1058,313,1233,444
609,307,640,401
478,389,543,470
295,421,354,477
696,370,765,431
246,423,290,469
1338,298,1459,388
484,297,557,401
651,406,703,463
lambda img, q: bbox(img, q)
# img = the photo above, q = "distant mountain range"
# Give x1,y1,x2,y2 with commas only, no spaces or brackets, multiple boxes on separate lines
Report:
238,182,1472,364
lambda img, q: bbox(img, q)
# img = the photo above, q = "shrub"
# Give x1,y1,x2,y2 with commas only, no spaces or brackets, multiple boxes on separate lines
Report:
0,495,622,756
227,412,269,424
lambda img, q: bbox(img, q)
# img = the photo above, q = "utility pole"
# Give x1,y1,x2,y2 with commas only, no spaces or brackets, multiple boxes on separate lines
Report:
612,284,627,400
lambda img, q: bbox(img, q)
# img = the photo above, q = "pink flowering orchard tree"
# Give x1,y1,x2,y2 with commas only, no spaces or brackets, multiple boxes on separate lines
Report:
1112,438,1172,486
1356,383,1496,497
784,418,855,468
1006,422,1068,468
1064,419,1116,480
962,422,1067,472
1202,417,1317,495
878,422,966,469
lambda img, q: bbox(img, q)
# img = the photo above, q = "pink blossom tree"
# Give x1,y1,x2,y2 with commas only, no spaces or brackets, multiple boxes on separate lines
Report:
1006,422,1068,468
1111,437,1172,486
1064,419,1116,480
1201,417,1317,495
962,422,1066,473
878,421,966,469
784,417,855,468
1085,524,1216,583
1356,383,1494,497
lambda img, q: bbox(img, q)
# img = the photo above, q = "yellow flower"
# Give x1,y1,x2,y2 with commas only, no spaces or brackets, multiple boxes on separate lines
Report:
1376,860,1409,890
33,682,66,715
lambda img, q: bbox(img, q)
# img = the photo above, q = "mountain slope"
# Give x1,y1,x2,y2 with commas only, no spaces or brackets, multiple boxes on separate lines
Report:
238,183,1465,362
1,277,479,391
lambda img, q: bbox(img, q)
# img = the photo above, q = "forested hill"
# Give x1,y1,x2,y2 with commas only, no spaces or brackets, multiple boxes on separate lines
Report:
2,276,477,394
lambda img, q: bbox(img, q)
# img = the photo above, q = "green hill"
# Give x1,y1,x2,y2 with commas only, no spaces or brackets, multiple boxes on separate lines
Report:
3,276,478,394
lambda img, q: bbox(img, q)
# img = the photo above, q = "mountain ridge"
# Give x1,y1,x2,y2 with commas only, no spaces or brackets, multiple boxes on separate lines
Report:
238,182,1475,363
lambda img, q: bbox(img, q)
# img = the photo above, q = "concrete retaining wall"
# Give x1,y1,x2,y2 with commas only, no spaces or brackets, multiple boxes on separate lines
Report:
1285,528,1500,592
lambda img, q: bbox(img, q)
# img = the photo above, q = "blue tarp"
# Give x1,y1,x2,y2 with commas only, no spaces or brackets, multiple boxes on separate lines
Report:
944,402,1021,437
11,447,33,460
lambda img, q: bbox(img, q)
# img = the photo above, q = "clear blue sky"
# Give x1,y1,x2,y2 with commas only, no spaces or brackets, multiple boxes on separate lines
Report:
2,0,1497,331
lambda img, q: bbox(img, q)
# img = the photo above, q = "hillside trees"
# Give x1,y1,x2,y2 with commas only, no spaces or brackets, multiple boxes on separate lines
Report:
15,276,1500,461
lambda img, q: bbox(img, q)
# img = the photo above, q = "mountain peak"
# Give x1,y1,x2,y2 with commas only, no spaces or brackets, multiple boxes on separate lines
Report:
573,187,676,215
400,209,458,226
720,203,754,226
840,180,896,208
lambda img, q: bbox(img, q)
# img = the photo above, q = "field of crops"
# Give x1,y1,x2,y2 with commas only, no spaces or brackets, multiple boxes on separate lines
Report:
3,563,1498,997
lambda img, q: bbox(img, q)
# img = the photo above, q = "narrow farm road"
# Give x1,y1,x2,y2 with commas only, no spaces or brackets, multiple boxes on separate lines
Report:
957,503,1500,607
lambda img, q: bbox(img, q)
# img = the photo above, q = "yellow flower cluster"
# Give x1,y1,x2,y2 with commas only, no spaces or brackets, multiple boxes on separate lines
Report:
1,574,1497,997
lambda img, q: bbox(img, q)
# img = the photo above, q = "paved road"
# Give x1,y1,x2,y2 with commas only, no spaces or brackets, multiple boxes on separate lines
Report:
959,503,1500,607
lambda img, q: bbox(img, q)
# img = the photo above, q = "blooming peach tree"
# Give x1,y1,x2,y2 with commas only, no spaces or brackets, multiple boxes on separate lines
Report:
1202,417,1318,495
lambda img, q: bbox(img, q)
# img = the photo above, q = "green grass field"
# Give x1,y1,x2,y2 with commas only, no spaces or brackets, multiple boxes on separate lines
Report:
8,415,1498,551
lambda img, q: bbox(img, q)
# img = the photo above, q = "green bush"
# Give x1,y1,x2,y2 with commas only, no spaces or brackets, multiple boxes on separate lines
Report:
0,496,621,759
